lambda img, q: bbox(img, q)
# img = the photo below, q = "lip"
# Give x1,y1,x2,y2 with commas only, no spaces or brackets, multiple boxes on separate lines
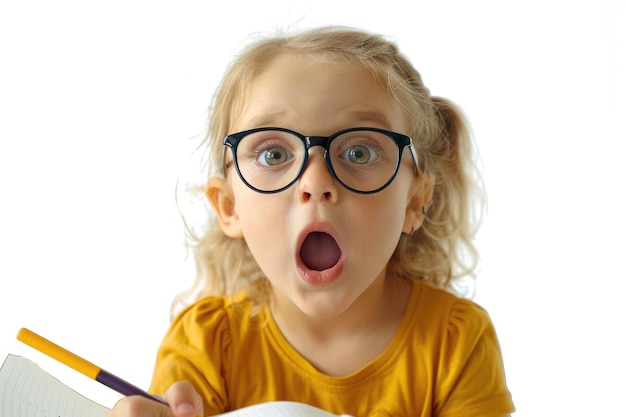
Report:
295,221,345,284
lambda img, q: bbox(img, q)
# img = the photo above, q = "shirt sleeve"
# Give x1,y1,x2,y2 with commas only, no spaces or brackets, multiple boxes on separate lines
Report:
148,297,233,415
435,299,515,417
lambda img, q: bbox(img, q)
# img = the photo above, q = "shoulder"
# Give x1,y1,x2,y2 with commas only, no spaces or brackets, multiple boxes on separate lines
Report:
163,293,260,351
151,294,261,396
412,281,491,335
410,282,515,415
408,281,501,367
151,295,259,411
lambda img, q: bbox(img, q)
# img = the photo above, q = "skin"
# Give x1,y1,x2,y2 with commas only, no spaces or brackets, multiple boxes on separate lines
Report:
109,53,434,417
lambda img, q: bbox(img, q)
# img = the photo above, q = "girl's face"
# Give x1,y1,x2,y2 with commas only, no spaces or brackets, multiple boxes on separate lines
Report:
209,53,430,319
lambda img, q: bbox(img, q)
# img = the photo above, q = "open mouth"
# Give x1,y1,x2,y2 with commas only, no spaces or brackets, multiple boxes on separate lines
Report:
299,231,341,271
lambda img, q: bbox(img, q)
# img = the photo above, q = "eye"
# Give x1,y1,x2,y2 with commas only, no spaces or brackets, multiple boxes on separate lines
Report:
341,144,378,164
256,145,293,166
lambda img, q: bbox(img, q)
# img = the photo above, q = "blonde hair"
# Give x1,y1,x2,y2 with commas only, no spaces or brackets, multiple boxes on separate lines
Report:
175,25,485,314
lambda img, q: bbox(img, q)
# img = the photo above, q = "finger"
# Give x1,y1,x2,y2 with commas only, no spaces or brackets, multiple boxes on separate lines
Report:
109,395,172,417
162,381,204,417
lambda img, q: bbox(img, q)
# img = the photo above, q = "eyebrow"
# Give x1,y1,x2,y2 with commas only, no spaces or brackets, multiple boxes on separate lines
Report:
238,112,286,129
236,109,394,133
343,110,393,129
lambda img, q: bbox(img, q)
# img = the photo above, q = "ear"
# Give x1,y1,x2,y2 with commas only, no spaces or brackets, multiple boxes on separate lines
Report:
403,172,435,234
206,177,243,238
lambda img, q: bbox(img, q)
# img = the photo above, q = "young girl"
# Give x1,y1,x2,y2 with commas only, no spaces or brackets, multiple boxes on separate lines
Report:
111,26,514,417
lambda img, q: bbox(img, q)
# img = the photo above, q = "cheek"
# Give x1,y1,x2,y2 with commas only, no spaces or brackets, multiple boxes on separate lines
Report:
364,185,411,238
348,193,406,247
236,194,281,233
234,192,292,263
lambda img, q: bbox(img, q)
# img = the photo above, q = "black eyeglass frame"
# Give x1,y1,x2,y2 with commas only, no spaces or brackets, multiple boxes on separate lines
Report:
222,126,419,194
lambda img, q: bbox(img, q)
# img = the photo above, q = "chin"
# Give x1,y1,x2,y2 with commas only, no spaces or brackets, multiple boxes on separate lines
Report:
291,288,355,319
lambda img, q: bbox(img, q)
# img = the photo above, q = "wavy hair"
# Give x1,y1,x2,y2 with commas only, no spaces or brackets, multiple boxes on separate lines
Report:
173,26,485,315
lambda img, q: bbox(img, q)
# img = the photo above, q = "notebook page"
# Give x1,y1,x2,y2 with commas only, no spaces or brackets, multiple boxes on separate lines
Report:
0,354,110,417
219,401,344,417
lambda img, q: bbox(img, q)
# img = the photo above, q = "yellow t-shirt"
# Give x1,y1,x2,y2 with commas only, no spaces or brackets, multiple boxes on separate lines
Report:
150,281,514,417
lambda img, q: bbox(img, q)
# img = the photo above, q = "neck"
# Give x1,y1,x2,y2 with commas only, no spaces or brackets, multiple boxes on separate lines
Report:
269,276,412,375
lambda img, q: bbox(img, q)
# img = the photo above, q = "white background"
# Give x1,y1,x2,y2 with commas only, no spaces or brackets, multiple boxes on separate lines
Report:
1,1,624,416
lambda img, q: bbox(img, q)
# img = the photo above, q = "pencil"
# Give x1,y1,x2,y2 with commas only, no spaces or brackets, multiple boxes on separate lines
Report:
17,327,167,405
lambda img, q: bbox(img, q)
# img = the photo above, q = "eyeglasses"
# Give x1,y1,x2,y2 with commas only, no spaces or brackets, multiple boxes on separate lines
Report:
223,127,419,194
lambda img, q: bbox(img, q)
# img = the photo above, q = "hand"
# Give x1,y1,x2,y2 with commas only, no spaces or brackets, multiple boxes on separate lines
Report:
109,382,204,417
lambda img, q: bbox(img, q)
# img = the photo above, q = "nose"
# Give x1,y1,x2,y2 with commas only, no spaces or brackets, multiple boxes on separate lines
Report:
297,149,338,203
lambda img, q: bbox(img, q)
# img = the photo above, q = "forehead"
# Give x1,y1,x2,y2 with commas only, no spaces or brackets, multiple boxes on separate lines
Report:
231,53,407,134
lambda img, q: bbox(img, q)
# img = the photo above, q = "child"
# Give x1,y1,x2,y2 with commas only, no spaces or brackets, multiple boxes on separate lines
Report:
111,26,514,417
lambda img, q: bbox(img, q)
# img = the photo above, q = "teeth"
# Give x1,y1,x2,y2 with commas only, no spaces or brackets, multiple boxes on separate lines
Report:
299,232,341,271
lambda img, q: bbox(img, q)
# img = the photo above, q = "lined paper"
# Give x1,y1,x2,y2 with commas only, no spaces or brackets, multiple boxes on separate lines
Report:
0,355,109,417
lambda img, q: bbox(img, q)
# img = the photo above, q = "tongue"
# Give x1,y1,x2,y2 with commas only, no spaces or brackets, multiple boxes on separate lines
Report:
299,232,341,271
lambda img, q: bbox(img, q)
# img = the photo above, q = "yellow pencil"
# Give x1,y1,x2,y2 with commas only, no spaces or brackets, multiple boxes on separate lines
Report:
17,327,166,404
